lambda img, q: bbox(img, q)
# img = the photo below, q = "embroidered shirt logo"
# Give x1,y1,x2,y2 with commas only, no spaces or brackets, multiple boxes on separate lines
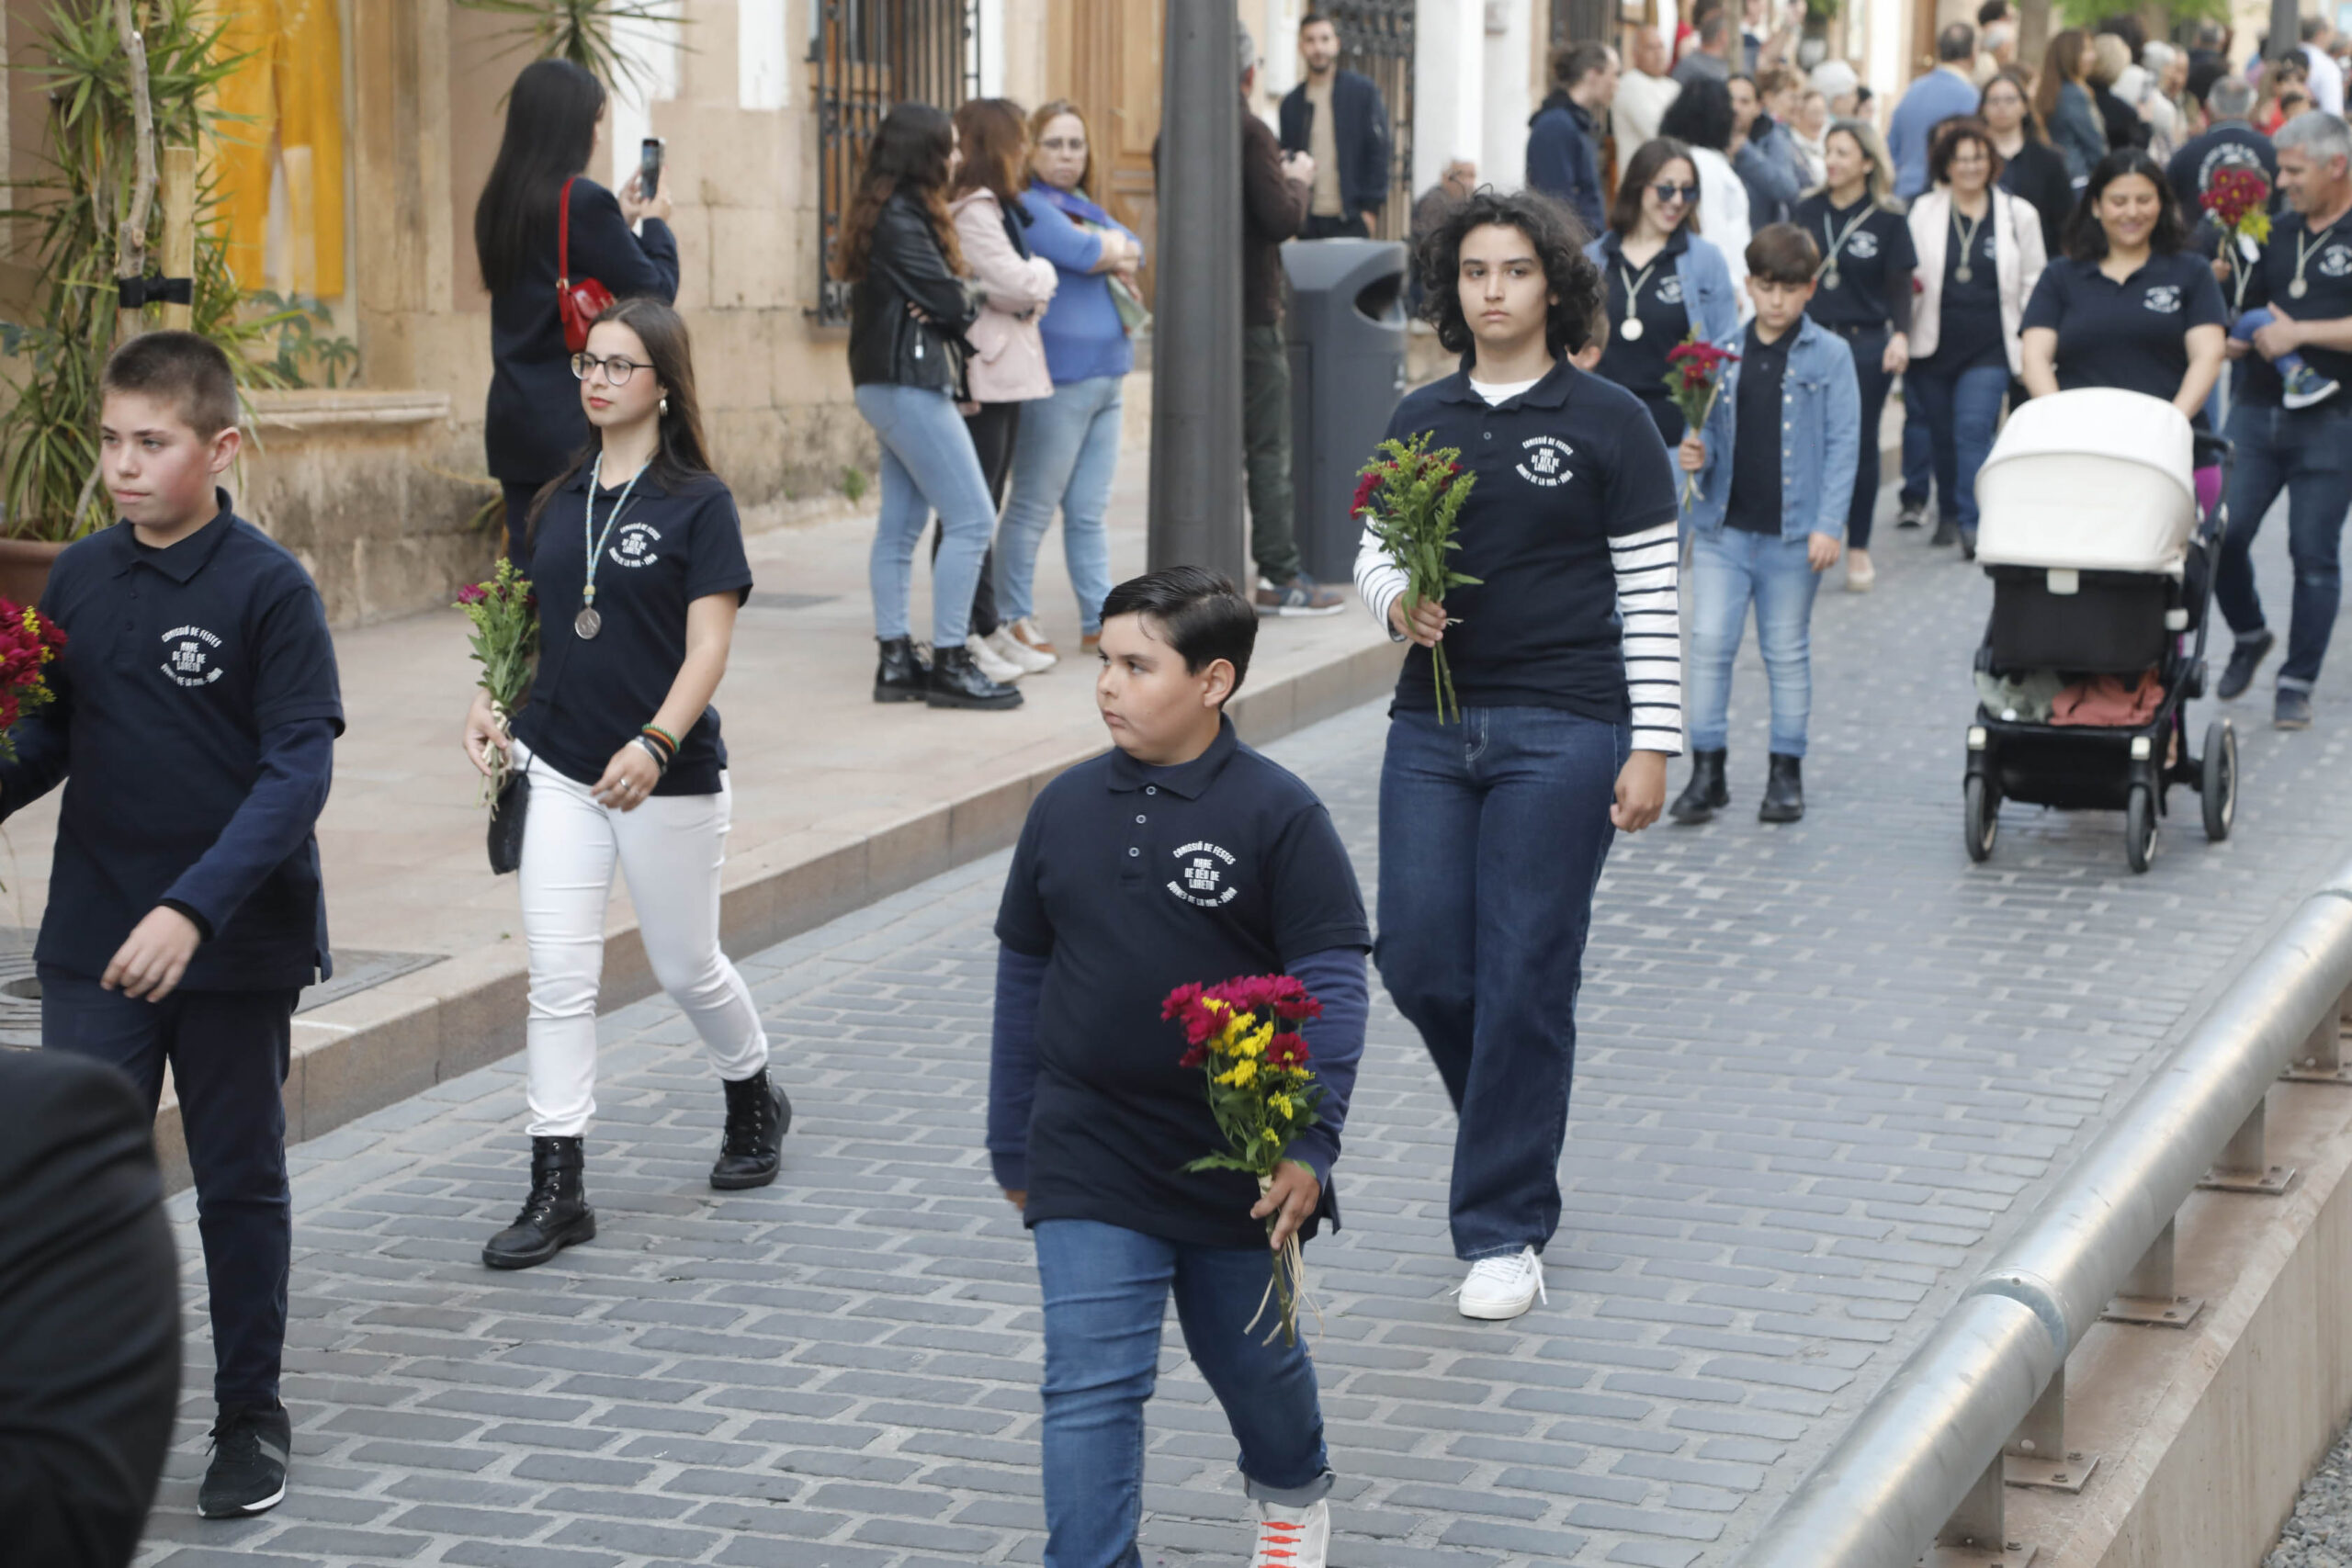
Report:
1516,435,1576,489
1846,231,1880,260
1655,275,1686,305
611,521,662,568
2143,285,2183,313
161,624,223,686
1168,840,1239,907
2321,244,2352,279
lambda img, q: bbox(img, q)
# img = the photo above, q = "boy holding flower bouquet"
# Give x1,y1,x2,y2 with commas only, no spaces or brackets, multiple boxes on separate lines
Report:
0,332,343,1521
989,566,1370,1568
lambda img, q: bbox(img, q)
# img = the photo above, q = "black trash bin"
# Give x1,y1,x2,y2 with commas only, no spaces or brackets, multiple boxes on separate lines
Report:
1282,237,1409,584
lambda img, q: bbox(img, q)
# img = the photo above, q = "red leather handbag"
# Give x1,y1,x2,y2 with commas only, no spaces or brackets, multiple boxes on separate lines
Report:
556,176,615,353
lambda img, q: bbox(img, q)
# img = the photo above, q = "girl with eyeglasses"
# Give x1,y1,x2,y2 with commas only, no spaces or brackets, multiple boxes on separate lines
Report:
1582,137,1741,445
473,59,679,565
1792,119,1914,590
462,299,783,1273
1983,67,2075,257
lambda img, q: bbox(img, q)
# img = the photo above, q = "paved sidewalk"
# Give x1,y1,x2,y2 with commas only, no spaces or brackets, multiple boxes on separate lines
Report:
133,494,2352,1568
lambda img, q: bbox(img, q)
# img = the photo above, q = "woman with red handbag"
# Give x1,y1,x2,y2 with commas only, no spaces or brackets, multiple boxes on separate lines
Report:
476,59,678,561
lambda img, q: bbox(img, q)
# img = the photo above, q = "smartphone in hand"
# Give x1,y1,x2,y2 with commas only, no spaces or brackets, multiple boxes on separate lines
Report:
639,137,665,199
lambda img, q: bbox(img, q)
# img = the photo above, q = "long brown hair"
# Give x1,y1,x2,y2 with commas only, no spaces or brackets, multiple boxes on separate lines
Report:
2034,30,2088,130
1982,66,2048,145
1026,99,1094,192
953,97,1030,205
1608,138,1702,238
526,298,715,538
831,103,965,282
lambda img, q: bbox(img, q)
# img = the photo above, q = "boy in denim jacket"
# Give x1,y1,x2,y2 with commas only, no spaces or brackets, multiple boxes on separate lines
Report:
1670,223,1860,825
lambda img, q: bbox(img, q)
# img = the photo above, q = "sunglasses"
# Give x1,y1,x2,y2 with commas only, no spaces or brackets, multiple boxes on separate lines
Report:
1652,182,1699,202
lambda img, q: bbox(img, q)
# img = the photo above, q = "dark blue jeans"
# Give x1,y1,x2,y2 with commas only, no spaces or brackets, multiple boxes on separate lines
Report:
40,966,296,1409
1035,1219,1331,1568
1835,324,1893,549
1905,360,2010,535
1375,705,1627,1261
2214,400,2352,691
1899,400,1932,508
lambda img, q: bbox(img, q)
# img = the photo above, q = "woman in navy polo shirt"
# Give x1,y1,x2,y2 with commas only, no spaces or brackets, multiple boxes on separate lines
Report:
1354,189,1681,1323
2020,149,2227,423
462,299,785,1272
475,59,678,564
1793,118,1916,591
1583,136,1741,446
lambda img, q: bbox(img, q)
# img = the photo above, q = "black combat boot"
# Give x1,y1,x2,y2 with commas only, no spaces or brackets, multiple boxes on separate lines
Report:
926,645,1023,710
711,1067,793,1190
875,637,930,703
1758,753,1805,822
481,1136,594,1269
1668,750,1729,824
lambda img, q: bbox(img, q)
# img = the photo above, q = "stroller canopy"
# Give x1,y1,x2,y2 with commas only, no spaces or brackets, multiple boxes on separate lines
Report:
1973,389,2198,574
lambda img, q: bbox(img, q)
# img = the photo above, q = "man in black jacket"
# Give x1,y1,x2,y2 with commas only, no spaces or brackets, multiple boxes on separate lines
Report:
1527,42,1618,236
1279,11,1391,239
0,1048,180,1565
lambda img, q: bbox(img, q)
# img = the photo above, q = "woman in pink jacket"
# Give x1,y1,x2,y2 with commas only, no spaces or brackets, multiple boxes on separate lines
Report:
948,98,1061,682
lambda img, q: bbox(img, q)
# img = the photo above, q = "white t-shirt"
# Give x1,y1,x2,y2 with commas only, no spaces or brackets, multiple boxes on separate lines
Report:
2304,43,2346,116
1471,376,1545,406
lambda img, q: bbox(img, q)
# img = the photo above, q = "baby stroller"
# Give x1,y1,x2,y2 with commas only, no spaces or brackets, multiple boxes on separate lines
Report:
1962,389,2239,874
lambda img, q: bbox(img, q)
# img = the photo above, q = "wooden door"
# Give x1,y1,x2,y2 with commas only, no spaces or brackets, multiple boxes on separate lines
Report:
1913,0,1940,75
1062,0,1162,304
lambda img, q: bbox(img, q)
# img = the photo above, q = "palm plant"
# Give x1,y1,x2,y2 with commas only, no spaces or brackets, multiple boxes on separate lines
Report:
453,0,682,95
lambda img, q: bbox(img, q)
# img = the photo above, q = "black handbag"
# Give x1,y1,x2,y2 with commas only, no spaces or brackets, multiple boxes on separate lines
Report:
488,771,530,875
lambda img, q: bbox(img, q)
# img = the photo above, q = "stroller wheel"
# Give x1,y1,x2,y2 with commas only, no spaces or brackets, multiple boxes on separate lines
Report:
2126,784,2159,874
2202,720,2237,842
1964,775,1998,863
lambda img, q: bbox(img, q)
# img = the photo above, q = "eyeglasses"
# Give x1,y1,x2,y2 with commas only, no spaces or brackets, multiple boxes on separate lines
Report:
1652,182,1699,202
571,352,650,385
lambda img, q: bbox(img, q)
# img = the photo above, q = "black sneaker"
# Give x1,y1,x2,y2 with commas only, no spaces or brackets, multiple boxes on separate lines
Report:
1929,517,1959,547
2218,629,2277,701
199,1403,291,1518
2277,687,2313,729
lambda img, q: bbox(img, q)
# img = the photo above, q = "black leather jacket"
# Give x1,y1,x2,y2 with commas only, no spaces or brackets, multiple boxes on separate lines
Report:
847,191,981,393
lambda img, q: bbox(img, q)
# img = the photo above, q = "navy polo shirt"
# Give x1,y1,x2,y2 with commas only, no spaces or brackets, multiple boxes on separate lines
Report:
994,719,1371,1250
1379,359,1679,721
1726,322,1791,535
2166,121,2275,215
1794,193,1917,333
2234,209,2352,407
513,467,753,795
1597,228,1692,428
2019,251,2225,408
1923,209,2007,375
1,492,343,989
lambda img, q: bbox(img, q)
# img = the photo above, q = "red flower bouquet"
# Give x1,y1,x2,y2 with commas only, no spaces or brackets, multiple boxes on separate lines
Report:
2203,167,2273,312
1165,974,1327,1346
0,601,66,760
1665,335,1740,510
455,557,537,806
1354,432,1481,725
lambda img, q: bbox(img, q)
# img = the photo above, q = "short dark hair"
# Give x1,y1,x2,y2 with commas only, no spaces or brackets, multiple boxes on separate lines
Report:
101,330,238,437
1099,567,1258,704
1939,22,1978,62
1416,186,1607,360
2188,57,2232,110
2301,15,2328,42
1609,137,1702,237
1747,222,1821,284
1553,40,1615,91
1300,9,1337,35
1928,116,2005,185
1975,0,2011,26
2064,148,2187,261
1659,76,1736,152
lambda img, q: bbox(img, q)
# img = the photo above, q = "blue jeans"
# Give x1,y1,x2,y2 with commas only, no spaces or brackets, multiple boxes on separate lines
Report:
1374,706,1627,1261
998,375,1123,635
1899,400,1932,507
1689,527,1824,757
1035,1219,1332,1568
1906,361,2009,534
854,382,996,646
42,966,298,1408
2215,400,2352,690
1836,325,1893,549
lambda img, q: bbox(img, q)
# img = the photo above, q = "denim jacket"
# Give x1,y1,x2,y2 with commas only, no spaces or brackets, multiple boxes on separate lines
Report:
1686,314,1861,542
1581,228,1741,350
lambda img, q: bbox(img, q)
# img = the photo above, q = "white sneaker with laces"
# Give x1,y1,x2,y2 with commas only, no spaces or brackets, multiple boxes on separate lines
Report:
984,624,1057,673
1250,1498,1329,1568
1456,1247,1546,1320
965,633,1027,684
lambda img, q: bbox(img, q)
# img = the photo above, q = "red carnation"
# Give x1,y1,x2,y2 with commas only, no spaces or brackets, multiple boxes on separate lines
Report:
1350,469,1382,518
457,582,488,604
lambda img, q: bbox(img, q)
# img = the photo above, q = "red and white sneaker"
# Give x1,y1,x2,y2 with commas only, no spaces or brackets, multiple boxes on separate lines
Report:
1250,1498,1329,1567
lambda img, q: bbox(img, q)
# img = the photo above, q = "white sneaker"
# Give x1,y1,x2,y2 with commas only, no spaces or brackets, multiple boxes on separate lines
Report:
984,624,1056,673
1250,1498,1329,1567
965,633,1027,684
1456,1247,1546,1320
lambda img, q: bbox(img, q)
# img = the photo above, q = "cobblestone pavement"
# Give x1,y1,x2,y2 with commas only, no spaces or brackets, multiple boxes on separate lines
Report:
134,501,2352,1568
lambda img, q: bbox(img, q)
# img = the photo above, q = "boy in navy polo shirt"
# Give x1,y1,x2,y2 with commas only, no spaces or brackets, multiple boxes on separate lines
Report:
989,567,1370,1568
0,332,342,1521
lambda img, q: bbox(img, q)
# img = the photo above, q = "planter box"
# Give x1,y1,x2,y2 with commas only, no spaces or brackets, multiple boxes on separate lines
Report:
0,538,66,607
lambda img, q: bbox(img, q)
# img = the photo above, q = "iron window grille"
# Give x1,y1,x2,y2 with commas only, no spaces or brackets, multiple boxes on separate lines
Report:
1325,0,1414,241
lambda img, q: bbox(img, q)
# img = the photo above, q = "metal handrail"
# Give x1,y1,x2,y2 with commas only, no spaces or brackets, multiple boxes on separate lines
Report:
1739,868,2352,1568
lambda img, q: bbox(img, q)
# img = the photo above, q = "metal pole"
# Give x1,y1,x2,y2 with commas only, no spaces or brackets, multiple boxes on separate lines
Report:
1148,0,1246,584
2272,0,2301,64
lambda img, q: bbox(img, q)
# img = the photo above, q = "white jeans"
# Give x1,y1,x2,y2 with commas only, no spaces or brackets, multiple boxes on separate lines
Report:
513,740,769,1137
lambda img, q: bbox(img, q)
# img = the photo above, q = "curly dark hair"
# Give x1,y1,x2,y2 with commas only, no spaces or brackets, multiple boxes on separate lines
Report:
1416,187,1605,360
2064,148,2187,261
